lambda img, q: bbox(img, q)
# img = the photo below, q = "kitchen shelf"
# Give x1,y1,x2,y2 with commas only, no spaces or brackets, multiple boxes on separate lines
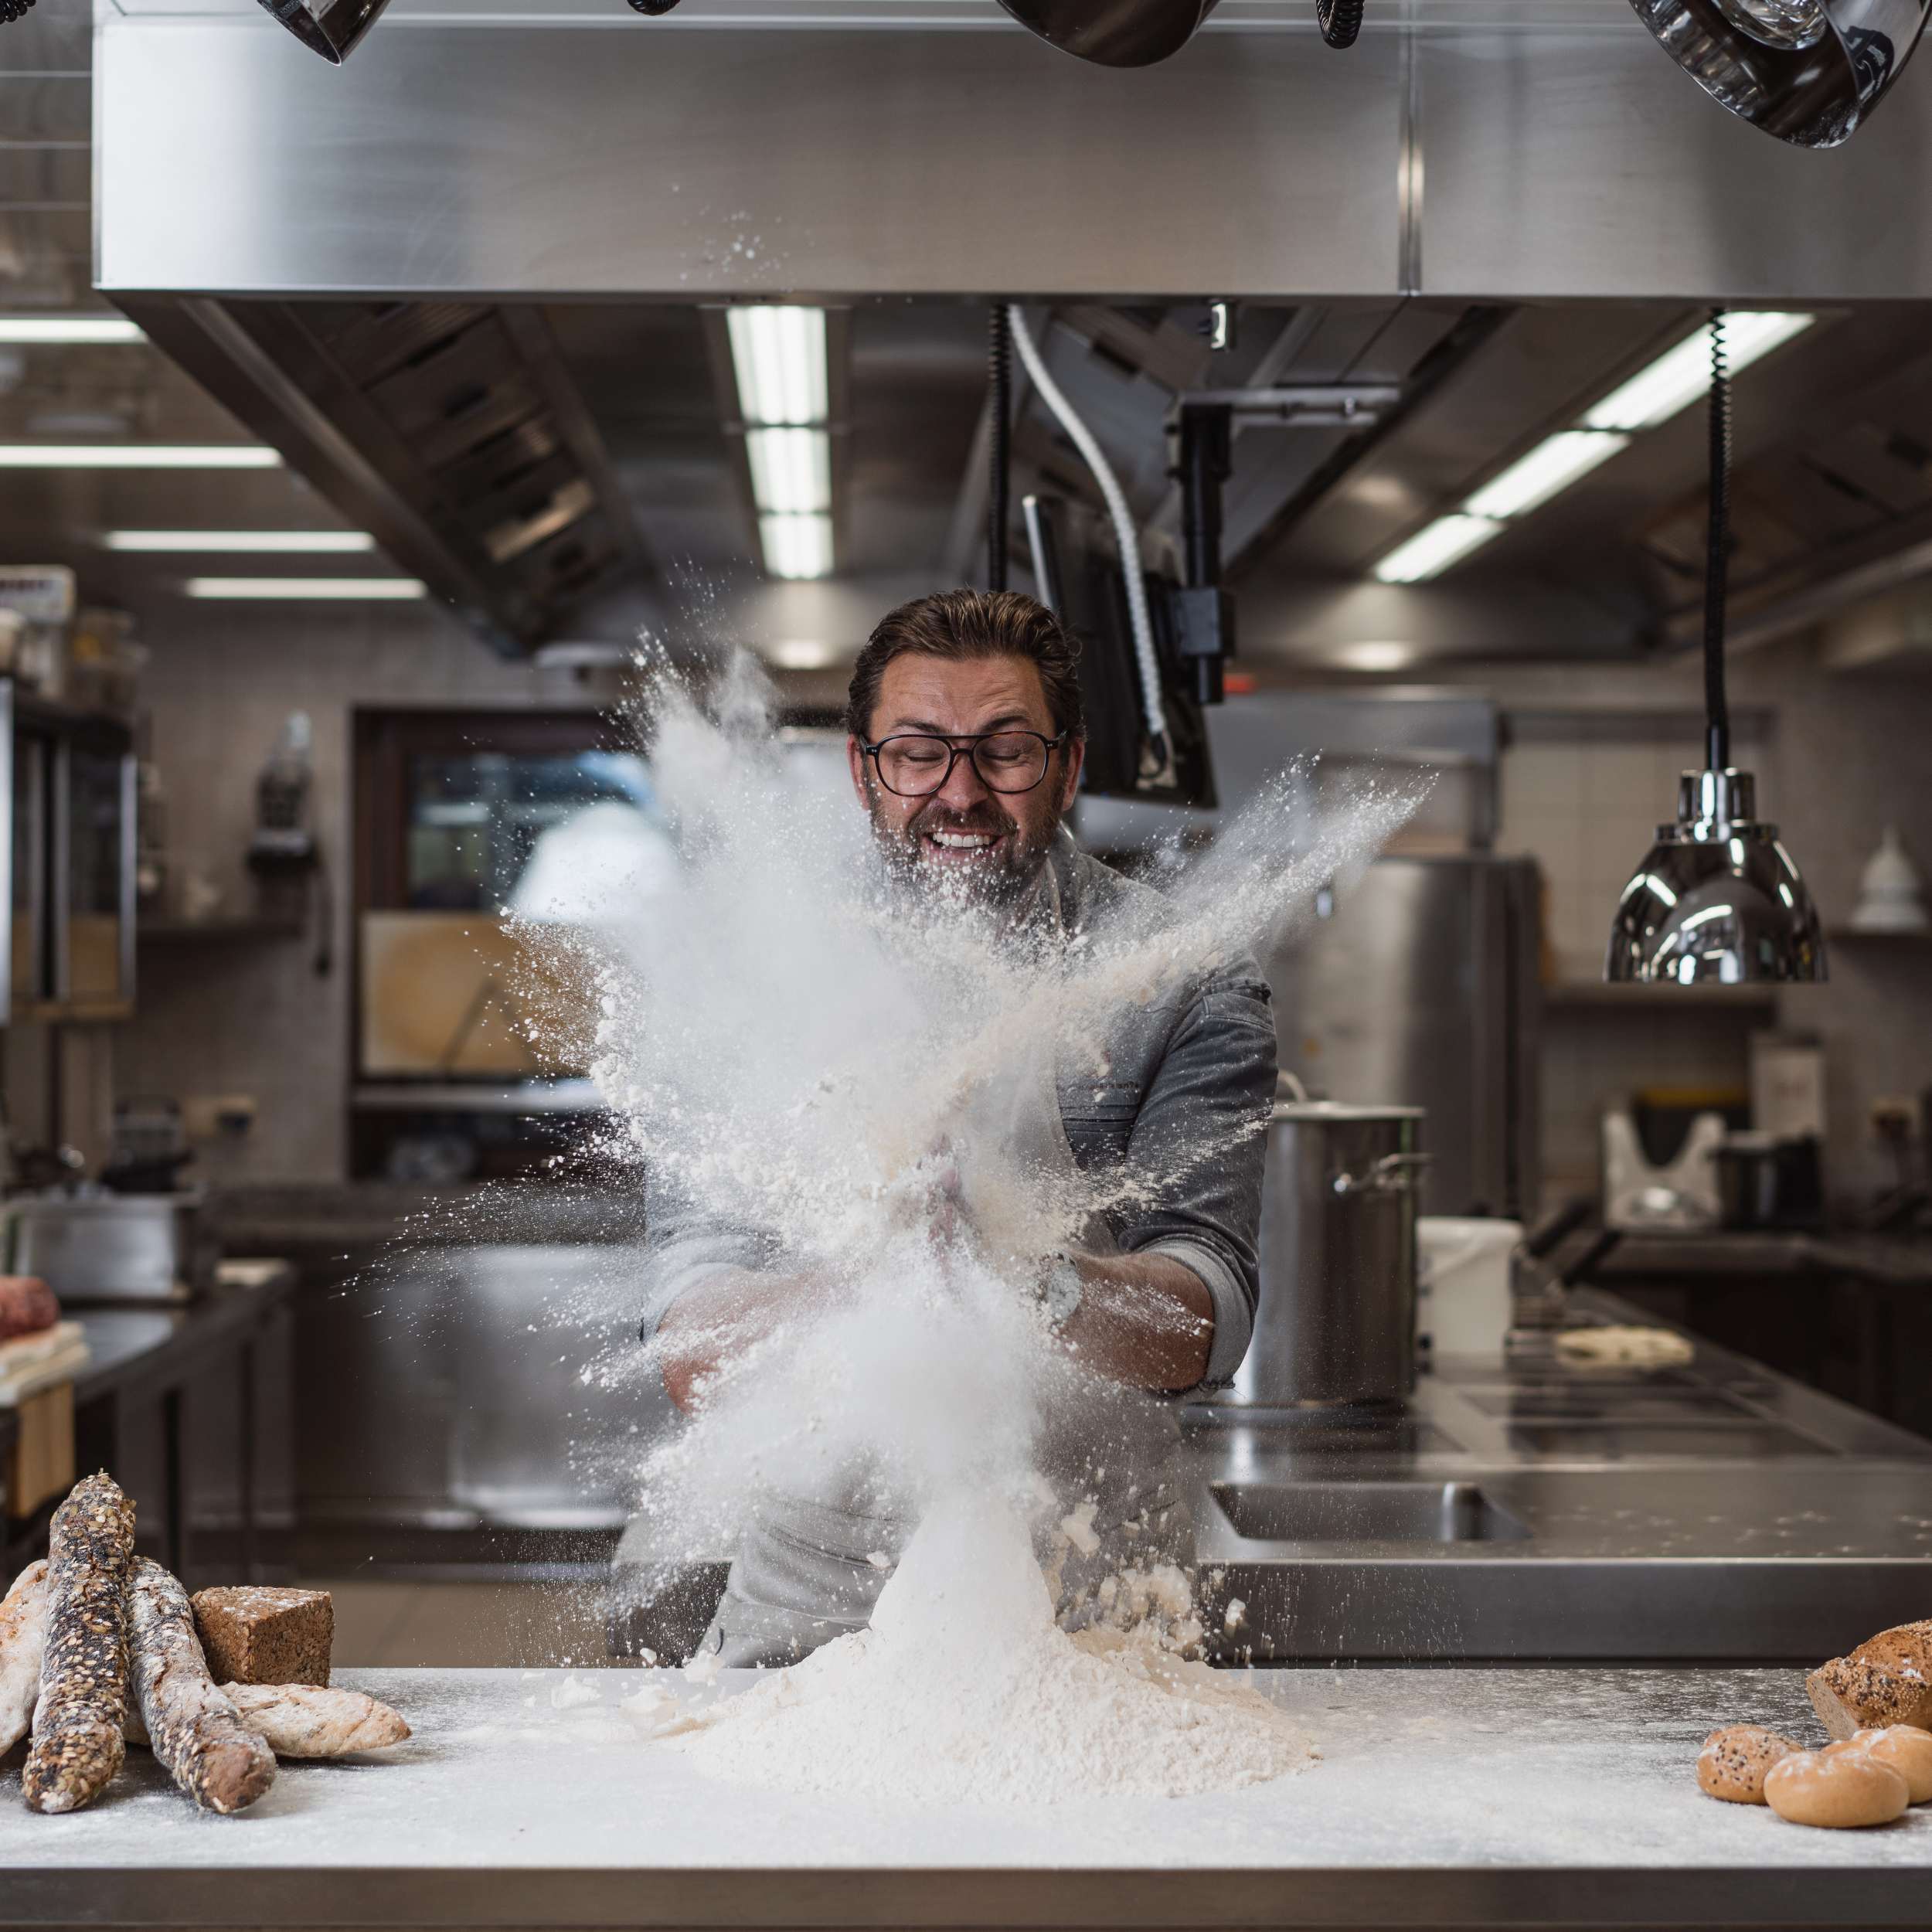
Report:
1543,981,1781,1011
136,917,302,946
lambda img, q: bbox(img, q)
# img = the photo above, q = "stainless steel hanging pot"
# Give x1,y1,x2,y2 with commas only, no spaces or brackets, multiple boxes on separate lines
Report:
1231,1101,1427,1409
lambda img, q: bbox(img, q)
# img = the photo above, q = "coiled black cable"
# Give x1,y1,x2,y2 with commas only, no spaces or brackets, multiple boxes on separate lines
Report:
1315,0,1364,48
988,303,1012,592
0,0,40,22
1703,307,1731,774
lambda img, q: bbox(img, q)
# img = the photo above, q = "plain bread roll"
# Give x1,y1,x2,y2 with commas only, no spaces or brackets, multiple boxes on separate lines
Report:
1852,1726,1932,1804
1697,1724,1800,1804
1764,1745,1910,1828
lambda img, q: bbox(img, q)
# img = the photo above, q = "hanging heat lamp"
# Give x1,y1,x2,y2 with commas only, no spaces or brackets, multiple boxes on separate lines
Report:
995,0,1220,64
1629,0,1931,146
250,0,392,61
1604,311,1827,987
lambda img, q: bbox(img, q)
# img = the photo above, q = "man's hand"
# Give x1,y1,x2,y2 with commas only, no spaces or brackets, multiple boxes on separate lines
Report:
655,1268,828,1412
1047,1250,1215,1394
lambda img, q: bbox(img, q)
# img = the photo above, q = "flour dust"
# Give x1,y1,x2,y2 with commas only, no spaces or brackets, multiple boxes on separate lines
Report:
529,646,1423,1803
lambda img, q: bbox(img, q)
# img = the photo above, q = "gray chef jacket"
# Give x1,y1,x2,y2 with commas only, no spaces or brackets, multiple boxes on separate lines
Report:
638,830,1277,1665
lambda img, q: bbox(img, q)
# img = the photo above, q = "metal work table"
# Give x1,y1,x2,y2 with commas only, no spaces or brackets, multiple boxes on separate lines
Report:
1185,1291,1932,1662
4,1663,1932,1928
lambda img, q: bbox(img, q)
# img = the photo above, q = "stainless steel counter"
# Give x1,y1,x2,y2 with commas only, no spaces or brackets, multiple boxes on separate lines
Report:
1186,1291,1932,1662
5,1664,1932,1928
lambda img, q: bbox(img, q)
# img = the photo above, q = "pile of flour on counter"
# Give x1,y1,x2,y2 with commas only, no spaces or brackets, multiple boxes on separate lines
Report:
627,1492,1312,1805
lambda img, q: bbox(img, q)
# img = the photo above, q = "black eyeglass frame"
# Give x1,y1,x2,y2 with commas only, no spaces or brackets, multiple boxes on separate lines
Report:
859,729,1073,798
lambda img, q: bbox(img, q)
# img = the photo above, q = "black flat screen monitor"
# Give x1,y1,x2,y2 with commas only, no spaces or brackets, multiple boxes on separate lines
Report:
1022,494,1216,809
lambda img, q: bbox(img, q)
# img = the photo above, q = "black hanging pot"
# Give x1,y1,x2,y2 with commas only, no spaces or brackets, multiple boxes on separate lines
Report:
995,0,1221,65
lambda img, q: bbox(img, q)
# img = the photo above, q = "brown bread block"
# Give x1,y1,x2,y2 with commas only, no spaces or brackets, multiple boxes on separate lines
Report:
190,1586,333,1688
1808,1620,1932,1741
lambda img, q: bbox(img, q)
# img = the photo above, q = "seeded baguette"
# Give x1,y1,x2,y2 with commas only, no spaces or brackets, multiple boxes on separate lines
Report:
128,1560,276,1815
0,1562,49,1756
221,1683,409,1757
22,1475,135,1813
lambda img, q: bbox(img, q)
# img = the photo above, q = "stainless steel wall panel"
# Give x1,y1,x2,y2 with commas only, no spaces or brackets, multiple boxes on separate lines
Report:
95,24,1406,297
1417,29,1932,300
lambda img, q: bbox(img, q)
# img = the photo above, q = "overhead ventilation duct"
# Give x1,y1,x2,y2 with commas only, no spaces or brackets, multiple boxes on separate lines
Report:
1629,0,1932,145
253,0,392,63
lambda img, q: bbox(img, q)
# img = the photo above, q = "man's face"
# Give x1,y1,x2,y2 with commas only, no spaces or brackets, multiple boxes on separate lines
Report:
847,653,1083,903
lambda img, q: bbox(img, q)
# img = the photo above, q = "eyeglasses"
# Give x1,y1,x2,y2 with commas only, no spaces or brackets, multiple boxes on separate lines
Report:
861,730,1069,798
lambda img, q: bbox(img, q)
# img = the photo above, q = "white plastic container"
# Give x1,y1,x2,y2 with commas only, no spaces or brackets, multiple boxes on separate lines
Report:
1417,1216,1521,1359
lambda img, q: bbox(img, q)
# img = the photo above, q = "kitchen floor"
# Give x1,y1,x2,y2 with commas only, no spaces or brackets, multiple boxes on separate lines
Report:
311,1578,619,1669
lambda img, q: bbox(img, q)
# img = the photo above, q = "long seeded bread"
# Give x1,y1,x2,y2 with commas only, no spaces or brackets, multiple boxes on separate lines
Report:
1808,1621,1932,1741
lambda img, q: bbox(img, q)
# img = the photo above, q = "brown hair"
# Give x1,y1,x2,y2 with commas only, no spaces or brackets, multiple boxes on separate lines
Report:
845,589,1084,743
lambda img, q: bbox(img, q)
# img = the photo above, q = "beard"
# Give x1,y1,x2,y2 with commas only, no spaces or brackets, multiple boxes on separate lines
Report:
866,784,1063,912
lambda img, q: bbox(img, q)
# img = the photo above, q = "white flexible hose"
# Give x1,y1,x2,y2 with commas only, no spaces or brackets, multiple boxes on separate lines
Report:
1005,304,1170,759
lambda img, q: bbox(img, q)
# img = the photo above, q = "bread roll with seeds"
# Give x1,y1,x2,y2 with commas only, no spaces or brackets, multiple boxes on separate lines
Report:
1808,1620,1932,1740
22,1475,135,1814
0,1562,49,1756
1696,1723,1800,1804
1853,1725,1932,1804
222,1682,409,1757
128,1560,276,1814
1764,1743,1910,1828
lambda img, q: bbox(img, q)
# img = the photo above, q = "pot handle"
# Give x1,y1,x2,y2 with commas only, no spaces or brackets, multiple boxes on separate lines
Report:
1332,1151,1432,1196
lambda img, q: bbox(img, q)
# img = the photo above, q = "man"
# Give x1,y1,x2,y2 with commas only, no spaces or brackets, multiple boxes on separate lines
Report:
642,588,1277,1664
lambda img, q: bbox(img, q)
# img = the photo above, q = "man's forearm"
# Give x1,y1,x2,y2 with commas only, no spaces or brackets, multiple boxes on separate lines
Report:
655,1267,819,1411
1057,1250,1214,1393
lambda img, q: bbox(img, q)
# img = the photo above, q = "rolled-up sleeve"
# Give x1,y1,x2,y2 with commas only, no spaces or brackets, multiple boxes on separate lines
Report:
638,1172,776,1342
1117,971,1277,1389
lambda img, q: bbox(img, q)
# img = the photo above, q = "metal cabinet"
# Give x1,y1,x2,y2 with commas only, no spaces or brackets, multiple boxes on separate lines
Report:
0,682,138,1023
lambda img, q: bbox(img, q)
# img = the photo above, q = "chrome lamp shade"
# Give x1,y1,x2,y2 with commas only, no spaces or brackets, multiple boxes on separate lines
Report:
995,0,1220,64
1606,768,1828,985
253,0,391,62
1629,0,1932,147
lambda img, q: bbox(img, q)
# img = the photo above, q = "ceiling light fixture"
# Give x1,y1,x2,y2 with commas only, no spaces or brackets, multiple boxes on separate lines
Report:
744,428,831,517
770,638,835,670
184,577,427,600
1371,311,1812,584
1372,514,1503,585
1462,430,1631,522
1605,311,1825,986
726,308,828,430
1583,313,1814,432
1628,0,1931,147
0,317,145,345
758,515,835,583
250,0,393,63
729,307,835,581
105,530,374,553
0,445,281,469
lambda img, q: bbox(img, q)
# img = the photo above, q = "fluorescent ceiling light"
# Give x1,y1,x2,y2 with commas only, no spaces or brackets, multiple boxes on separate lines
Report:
745,427,832,516
1464,430,1630,521
0,317,145,345
1372,514,1503,585
758,514,834,582
104,530,374,553
1583,312,1814,433
184,577,427,600
727,307,828,427
770,638,834,670
0,445,281,469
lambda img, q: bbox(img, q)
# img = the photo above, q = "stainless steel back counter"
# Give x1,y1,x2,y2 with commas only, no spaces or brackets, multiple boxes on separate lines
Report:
1186,1291,1932,1663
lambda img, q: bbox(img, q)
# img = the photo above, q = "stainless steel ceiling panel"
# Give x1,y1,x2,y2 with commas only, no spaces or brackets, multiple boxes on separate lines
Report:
96,24,1405,297
1417,30,1932,300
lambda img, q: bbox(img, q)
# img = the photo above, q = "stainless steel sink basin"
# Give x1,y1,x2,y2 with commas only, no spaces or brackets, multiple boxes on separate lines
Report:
1210,1479,1531,1544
